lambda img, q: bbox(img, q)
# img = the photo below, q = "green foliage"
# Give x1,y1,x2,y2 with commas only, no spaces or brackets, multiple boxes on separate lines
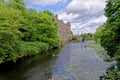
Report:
0,30,22,63
99,0,120,79
81,33,92,40
114,45,120,69
100,0,120,57
101,67,120,80
22,42,49,56
101,25,117,56
93,26,104,43
0,0,60,64
90,45,100,49
72,35,77,40
0,0,4,5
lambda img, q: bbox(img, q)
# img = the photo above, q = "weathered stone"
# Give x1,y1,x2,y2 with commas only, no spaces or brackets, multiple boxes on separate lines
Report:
54,15,72,45
77,36,85,42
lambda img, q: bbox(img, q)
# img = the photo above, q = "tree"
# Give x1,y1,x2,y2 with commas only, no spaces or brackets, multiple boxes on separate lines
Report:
0,0,4,5
100,0,120,57
93,25,104,43
0,0,60,64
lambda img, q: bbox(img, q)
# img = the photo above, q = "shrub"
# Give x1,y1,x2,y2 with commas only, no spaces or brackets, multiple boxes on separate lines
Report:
0,30,22,63
72,35,77,40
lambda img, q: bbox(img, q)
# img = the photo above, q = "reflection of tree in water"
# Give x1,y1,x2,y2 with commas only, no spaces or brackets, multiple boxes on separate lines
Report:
0,42,110,80
0,49,60,80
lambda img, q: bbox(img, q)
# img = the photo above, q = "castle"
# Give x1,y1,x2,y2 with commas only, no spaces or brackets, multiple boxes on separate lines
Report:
54,15,72,44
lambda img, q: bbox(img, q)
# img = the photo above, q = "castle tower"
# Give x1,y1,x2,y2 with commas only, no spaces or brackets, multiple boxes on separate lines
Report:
54,14,72,45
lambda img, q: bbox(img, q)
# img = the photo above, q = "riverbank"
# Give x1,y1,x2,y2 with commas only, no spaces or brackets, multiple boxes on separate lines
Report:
0,41,111,80
90,42,111,62
0,0,62,64
89,41,119,79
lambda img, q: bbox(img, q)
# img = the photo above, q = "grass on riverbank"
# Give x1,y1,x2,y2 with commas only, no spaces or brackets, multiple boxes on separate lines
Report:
90,44,101,48
90,42,111,62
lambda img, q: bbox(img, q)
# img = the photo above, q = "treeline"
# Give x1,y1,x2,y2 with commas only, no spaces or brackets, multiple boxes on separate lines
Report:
0,0,61,64
81,33,92,40
93,0,120,79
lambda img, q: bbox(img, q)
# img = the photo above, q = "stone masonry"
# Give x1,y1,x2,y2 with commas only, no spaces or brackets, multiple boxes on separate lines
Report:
54,15,72,44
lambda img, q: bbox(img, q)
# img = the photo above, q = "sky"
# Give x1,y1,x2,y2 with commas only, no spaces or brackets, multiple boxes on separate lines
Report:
24,0,107,35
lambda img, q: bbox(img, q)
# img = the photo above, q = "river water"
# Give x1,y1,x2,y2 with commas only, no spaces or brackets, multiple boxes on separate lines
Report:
0,41,111,80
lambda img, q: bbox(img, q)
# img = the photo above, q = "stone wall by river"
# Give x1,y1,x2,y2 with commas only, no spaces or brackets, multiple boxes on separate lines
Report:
54,15,72,44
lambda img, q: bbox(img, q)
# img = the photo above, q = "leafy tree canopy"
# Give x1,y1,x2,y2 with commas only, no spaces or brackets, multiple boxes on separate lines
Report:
0,0,60,64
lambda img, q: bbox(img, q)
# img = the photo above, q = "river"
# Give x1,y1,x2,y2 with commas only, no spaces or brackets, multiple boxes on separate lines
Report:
0,41,111,80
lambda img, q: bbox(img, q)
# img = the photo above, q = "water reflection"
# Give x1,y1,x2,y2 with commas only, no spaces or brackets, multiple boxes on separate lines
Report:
0,49,60,80
0,41,111,80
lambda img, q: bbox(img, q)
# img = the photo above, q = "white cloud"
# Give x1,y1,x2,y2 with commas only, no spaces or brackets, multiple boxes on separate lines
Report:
91,15,107,24
23,0,107,35
24,0,66,7
57,0,107,35
58,12,79,22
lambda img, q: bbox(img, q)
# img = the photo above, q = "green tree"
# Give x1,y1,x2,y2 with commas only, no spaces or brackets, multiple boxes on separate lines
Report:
0,0,60,64
81,33,92,40
0,0,4,5
100,0,120,57
93,26,104,43
72,35,77,40
97,1,120,79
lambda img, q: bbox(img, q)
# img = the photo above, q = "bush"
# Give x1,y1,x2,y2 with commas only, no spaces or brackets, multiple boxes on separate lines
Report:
21,42,49,56
72,35,77,40
0,1,61,64
93,26,104,43
81,33,92,40
0,30,22,63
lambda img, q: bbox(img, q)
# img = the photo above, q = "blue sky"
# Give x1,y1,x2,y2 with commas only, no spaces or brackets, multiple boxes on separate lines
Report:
24,0,107,35
24,0,72,13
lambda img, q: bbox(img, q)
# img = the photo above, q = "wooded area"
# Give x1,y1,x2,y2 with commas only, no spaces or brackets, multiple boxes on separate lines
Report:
0,0,61,64
94,0,120,79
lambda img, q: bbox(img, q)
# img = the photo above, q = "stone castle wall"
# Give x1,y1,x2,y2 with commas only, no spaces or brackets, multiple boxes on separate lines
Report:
54,15,72,44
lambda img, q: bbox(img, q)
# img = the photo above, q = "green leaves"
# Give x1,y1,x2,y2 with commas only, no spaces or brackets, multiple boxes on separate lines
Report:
0,30,22,63
0,0,60,64
93,26,104,43
100,0,120,57
72,35,77,40
92,0,120,79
